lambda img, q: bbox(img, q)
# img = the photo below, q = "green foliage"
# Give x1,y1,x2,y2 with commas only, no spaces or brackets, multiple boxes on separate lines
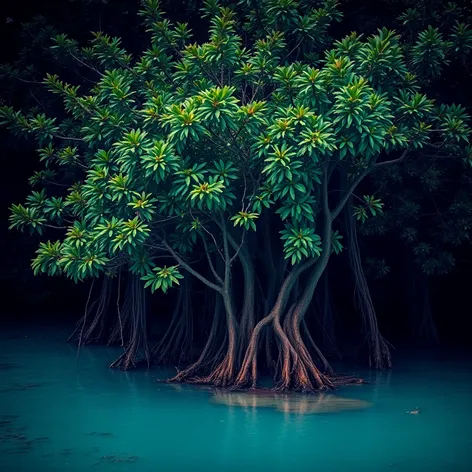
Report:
354,195,384,222
280,225,322,265
2,0,471,290
142,265,184,293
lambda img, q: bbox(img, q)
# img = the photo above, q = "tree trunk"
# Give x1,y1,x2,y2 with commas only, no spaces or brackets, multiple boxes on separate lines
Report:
234,258,314,389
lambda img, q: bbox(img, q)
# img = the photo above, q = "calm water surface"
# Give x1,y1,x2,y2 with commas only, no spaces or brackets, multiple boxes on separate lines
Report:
1,322,471,472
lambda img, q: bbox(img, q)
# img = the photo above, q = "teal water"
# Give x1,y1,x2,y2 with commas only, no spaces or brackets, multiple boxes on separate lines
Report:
1,322,471,472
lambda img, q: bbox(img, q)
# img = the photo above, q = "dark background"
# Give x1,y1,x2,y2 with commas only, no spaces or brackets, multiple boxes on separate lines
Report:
1,0,471,350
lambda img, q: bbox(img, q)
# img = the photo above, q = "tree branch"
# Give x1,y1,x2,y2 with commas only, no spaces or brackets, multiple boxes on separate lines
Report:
202,235,223,285
375,146,411,168
331,165,373,220
228,230,247,264
162,240,222,293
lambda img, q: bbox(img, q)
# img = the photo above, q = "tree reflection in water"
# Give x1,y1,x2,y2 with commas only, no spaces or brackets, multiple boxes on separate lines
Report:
209,390,372,414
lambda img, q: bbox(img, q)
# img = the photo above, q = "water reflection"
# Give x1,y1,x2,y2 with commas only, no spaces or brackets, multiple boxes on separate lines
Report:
209,390,372,415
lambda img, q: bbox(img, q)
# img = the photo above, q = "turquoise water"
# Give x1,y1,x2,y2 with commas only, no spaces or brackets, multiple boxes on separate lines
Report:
1,322,471,472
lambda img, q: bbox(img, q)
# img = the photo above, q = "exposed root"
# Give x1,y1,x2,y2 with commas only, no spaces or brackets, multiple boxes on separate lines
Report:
346,204,392,369
169,295,224,382
109,274,150,370
68,276,113,345
152,278,194,366
302,319,335,375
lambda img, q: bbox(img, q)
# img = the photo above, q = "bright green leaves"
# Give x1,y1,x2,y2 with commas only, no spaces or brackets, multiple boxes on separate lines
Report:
141,265,183,293
128,192,158,221
298,115,337,156
114,129,151,159
89,32,132,68
168,158,237,212
354,195,384,222
44,197,66,221
280,224,322,265
333,79,393,158
384,125,408,150
25,190,48,209
111,217,151,254
396,92,434,121
230,211,259,231
333,78,371,127
173,161,206,194
276,194,316,222
212,160,237,181
163,100,207,151
100,69,136,107
114,129,153,175
273,65,298,96
94,216,122,243
9,204,46,234
252,185,275,213
189,177,226,211
295,67,330,109
197,86,239,131
31,240,109,280
60,245,109,281
38,143,55,163
37,144,82,167
12,188,66,231
141,140,179,182
43,73,83,118
65,187,87,217
92,216,151,255
66,221,88,248
324,54,355,86
108,173,134,202
29,114,59,145
31,241,63,276
364,195,384,216
262,143,297,184
334,32,363,60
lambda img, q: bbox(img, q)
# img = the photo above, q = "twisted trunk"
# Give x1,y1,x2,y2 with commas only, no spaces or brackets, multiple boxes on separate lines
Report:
233,165,371,391
234,259,314,389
